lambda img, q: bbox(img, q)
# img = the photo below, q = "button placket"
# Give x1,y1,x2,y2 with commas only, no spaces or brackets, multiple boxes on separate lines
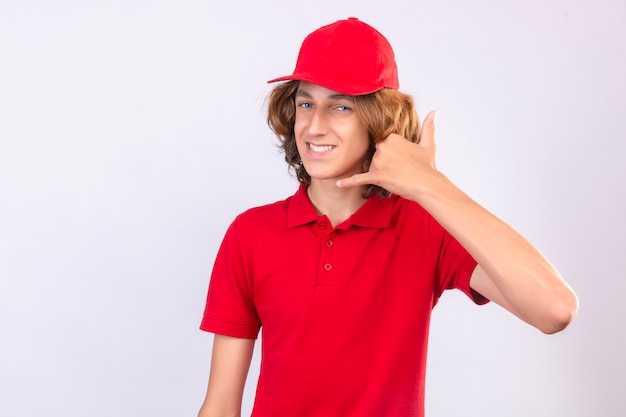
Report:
314,217,338,286
320,232,335,279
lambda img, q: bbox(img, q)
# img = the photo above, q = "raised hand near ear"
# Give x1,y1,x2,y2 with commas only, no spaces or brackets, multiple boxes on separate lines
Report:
337,110,441,201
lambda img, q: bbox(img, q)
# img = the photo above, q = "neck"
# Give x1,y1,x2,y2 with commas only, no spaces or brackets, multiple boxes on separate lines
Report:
306,180,367,227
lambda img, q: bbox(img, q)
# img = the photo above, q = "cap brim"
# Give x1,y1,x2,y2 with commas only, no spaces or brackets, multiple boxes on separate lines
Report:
267,73,383,96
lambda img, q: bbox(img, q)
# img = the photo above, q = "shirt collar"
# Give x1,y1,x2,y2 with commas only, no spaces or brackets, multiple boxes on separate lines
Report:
287,184,394,229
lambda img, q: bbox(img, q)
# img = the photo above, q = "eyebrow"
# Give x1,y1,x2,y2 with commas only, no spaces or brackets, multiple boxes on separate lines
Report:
295,90,355,101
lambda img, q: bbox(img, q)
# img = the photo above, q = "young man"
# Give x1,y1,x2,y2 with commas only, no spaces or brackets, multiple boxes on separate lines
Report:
198,18,578,417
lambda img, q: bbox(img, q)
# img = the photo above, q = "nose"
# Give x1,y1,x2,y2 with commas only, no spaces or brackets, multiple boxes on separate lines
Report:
307,108,327,136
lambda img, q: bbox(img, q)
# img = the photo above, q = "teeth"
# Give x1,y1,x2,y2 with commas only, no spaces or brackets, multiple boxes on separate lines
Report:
309,143,334,152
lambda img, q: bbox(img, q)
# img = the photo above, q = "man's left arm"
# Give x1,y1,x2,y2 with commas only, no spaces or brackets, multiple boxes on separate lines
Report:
338,111,579,334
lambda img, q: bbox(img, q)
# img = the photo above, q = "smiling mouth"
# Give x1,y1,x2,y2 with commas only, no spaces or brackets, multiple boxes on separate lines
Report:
308,143,336,153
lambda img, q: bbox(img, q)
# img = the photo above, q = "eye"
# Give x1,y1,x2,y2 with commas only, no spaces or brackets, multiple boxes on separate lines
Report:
335,105,351,111
297,101,313,109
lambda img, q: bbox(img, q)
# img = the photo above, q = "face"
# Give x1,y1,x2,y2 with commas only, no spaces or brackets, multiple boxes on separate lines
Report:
294,82,370,185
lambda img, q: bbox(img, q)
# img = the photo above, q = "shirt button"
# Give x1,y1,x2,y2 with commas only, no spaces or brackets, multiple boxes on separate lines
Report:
319,222,327,230
323,263,332,271
326,240,334,248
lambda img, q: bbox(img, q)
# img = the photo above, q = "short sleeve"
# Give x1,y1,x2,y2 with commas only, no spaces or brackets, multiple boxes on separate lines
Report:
429,217,489,306
200,217,262,339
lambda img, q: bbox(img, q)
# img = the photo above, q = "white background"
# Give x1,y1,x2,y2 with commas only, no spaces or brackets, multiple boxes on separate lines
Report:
1,1,625,416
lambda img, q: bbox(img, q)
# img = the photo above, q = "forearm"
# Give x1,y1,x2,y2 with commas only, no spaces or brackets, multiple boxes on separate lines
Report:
198,335,255,417
198,401,242,417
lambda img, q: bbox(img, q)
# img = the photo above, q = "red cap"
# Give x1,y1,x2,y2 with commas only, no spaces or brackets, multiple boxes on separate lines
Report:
267,18,399,95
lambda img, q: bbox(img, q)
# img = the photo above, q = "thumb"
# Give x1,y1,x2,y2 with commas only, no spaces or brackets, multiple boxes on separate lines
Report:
418,110,437,149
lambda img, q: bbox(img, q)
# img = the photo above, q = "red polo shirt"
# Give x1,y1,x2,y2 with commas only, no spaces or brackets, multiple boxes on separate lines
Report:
201,185,487,417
